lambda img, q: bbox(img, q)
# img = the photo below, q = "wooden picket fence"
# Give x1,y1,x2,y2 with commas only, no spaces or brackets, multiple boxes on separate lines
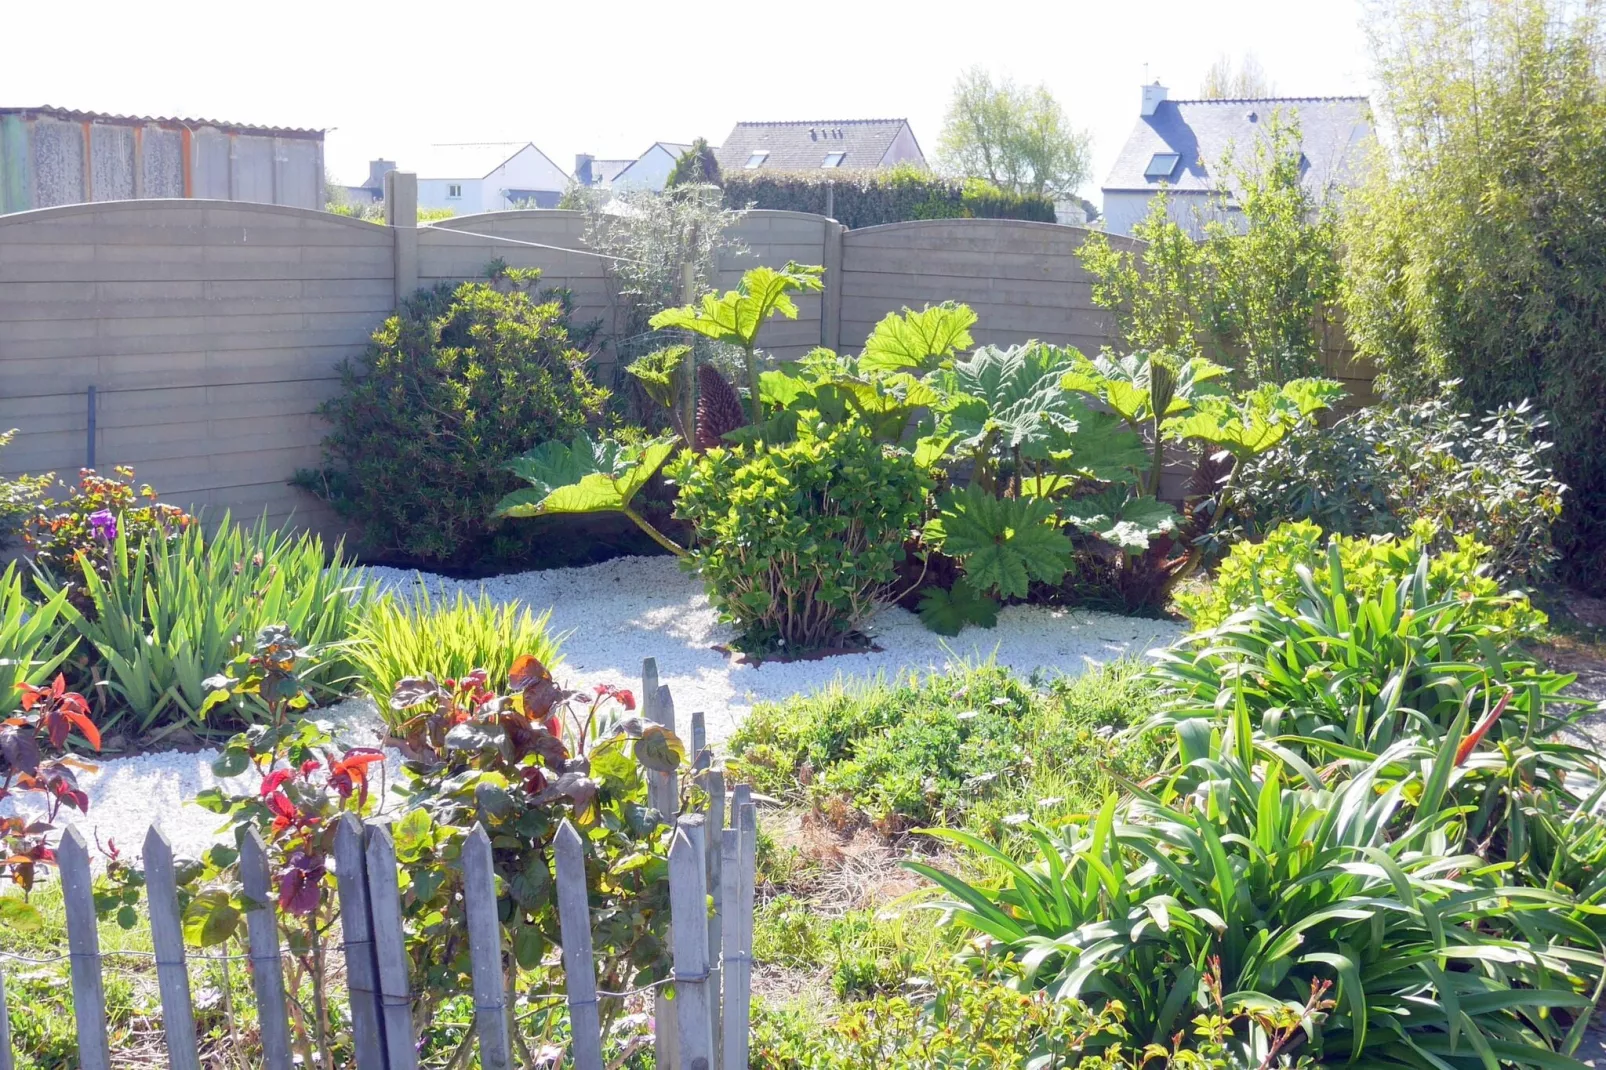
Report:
0,657,758,1070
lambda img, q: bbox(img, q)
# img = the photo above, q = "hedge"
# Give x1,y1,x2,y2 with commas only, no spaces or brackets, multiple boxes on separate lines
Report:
721,164,1056,229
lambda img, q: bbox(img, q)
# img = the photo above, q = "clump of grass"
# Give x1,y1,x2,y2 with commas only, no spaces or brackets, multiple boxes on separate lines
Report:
353,585,566,723
729,659,1164,836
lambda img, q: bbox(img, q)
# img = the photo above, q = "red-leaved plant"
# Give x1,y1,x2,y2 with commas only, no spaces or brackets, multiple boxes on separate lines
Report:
88,625,384,1070
0,675,102,927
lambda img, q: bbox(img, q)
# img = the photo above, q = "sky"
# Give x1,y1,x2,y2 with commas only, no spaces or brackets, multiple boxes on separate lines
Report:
1,0,1375,198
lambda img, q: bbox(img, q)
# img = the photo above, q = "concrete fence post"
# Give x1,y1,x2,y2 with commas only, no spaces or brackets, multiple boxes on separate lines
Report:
821,220,844,352
386,170,419,304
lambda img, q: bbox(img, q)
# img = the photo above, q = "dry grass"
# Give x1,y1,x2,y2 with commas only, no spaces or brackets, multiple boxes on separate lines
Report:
747,804,957,1009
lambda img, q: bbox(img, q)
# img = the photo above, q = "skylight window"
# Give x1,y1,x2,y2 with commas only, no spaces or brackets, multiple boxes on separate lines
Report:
744,150,769,169
822,151,846,168
1145,152,1181,179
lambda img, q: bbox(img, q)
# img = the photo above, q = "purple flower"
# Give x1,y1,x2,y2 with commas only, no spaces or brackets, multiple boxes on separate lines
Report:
88,509,118,541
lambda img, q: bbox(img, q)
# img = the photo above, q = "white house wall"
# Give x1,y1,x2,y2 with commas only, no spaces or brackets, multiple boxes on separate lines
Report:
1101,189,1238,238
418,177,483,214
486,145,570,209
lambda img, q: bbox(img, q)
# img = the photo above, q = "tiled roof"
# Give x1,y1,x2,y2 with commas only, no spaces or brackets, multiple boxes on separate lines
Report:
715,119,913,172
1102,96,1373,195
594,159,636,184
1,105,323,139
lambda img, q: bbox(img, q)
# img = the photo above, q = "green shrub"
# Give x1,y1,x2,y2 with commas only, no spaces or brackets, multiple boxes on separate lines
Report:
1231,392,1568,585
0,429,51,547
1341,0,1606,591
40,517,372,744
1176,519,1547,636
300,270,610,568
21,465,195,610
1079,113,1341,384
670,419,926,653
722,163,1056,228
0,562,73,706
913,743,1601,1065
1151,543,1586,762
730,662,1160,832
352,585,565,721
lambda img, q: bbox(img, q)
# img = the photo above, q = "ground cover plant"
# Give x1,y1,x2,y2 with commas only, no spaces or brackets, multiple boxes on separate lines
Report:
730,661,1163,837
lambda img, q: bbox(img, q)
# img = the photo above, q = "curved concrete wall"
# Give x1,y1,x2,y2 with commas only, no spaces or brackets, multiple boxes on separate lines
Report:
840,219,1138,354
0,200,1369,535
0,200,392,532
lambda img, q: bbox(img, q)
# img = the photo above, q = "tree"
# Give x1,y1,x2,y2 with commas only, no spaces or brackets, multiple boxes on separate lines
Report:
1342,0,1606,590
666,138,721,188
936,68,1092,198
1199,52,1275,98
1078,112,1340,384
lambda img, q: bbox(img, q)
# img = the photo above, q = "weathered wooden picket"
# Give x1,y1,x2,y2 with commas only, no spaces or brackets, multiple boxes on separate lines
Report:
0,657,758,1070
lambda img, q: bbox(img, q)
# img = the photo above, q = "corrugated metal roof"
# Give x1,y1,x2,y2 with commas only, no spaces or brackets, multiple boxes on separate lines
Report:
0,105,324,139
1102,96,1372,194
716,119,915,171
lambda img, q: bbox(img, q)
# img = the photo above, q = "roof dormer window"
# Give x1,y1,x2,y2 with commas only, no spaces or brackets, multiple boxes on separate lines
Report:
744,150,769,169
1145,152,1181,179
822,152,846,168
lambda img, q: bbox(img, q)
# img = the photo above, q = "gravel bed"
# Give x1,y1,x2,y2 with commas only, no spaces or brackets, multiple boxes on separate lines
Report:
9,554,1183,862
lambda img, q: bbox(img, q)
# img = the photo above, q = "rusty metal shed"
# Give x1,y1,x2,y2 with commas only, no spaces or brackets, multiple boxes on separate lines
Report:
0,106,325,214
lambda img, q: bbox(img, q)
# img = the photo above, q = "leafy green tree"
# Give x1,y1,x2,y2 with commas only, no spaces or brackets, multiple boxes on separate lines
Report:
1078,193,1218,362
665,138,721,188
937,67,1092,198
1207,112,1343,383
1079,113,1341,384
1342,0,1606,589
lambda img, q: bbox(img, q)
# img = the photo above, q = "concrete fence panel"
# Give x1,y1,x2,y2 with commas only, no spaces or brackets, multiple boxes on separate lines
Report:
839,219,1139,355
0,199,395,534
0,192,1374,540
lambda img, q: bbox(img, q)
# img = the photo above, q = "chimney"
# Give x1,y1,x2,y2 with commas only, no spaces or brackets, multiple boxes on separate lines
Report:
575,153,595,186
366,159,397,189
1141,81,1169,117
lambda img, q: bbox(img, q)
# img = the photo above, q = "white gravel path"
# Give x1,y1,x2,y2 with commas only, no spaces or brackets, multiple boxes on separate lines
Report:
8,555,1182,862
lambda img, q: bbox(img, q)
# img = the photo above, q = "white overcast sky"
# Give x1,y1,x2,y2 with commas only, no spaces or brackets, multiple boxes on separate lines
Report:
1,0,1373,196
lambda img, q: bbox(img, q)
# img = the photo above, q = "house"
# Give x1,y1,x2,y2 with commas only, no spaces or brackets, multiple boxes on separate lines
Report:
574,143,695,192
1100,84,1373,236
573,154,636,190
715,119,925,173
410,142,570,214
0,105,324,214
